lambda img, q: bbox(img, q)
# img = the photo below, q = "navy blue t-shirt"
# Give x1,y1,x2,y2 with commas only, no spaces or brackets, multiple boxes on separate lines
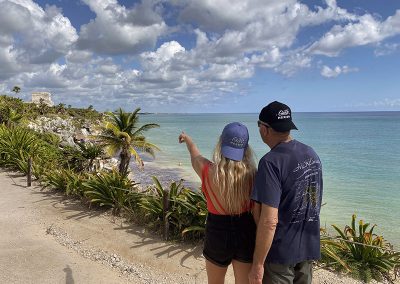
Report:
251,140,323,265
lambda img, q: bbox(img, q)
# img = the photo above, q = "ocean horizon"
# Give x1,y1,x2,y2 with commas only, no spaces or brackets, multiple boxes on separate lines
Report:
131,111,400,247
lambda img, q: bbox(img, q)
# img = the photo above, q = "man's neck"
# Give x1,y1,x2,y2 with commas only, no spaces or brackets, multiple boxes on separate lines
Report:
268,135,293,149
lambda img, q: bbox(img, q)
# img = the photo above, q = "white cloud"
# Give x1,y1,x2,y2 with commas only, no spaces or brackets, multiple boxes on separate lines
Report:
310,10,400,56
77,0,168,55
0,0,77,79
175,0,355,56
140,41,186,70
374,42,400,56
353,98,400,109
66,50,93,63
275,51,312,76
25,63,69,88
321,65,359,78
250,47,282,68
1,0,399,111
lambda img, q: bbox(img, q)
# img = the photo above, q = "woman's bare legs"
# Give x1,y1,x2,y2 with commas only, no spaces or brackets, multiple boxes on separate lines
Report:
232,260,252,284
206,260,228,284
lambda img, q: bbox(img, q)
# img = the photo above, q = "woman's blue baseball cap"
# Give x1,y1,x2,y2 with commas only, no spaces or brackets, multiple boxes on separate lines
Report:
221,122,249,161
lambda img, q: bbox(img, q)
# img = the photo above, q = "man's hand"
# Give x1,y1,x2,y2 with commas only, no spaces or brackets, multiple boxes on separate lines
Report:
248,263,264,284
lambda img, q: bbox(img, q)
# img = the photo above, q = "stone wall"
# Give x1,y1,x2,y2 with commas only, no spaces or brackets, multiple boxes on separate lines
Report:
32,92,54,106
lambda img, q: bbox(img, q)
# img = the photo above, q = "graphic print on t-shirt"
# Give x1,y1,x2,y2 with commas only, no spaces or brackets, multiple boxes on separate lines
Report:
291,157,322,223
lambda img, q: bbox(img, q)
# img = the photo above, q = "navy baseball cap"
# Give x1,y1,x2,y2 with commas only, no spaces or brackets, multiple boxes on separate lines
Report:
221,122,249,161
259,101,298,132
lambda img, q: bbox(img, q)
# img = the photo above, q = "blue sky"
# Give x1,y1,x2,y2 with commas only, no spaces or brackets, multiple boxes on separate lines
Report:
0,0,399,113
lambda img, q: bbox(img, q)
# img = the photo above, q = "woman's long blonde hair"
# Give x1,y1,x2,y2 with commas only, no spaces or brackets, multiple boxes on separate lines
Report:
212,138,257,214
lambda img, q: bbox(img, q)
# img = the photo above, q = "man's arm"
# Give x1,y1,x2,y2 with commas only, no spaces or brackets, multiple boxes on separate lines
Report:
252,202,261,225
249,204,278,284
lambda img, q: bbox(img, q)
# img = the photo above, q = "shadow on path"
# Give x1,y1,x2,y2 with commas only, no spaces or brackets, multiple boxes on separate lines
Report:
115,223,204,269
63,265,75,284
3,169,205,272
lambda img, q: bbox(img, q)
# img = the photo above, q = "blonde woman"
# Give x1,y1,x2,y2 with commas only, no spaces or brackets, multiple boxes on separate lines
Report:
179,122,257,284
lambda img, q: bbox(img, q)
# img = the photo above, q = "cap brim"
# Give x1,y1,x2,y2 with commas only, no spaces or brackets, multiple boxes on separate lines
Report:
270,121,298,132
221,145,245,161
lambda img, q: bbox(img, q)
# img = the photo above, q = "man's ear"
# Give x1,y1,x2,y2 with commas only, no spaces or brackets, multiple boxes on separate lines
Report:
260,125,268,136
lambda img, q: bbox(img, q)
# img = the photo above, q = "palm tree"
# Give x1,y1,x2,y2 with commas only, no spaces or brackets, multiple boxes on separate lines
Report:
12,86,21,94
76,141,104,172
97,108,159,175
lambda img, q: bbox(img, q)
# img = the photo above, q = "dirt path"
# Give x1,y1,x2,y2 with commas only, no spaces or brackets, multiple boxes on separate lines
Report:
0,169,393,284
0,169,217,283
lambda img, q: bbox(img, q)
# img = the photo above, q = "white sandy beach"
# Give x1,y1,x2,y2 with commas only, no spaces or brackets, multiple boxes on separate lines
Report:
0,169,397,284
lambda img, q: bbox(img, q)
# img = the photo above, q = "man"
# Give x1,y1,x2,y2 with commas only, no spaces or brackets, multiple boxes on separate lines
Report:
249,101,323,284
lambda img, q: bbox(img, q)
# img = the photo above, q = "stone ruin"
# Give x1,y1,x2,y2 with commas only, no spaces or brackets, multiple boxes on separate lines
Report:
31,92,54,106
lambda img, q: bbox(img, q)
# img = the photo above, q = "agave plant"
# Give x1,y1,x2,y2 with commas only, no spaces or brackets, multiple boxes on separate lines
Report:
179,187,207,238
321,214,400,283
3,108,24,127
42,169,87,196
0,125,61,175
82,170,140,215
139,177,207,239
76,141,104,172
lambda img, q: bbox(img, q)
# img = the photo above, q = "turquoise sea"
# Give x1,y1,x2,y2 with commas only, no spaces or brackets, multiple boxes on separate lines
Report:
135,112,400,247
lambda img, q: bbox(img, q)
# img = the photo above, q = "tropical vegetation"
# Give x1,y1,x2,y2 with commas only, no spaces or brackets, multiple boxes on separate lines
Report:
1,93,399,282
96,108,160,175
138,176,206,239
321,215,400,283
82,170,140,215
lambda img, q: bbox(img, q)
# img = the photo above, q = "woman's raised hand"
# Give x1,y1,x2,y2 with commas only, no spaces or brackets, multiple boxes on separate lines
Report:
178,131,187,143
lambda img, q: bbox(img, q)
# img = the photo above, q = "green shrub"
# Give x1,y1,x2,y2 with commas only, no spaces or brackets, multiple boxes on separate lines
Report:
179,187,207,239
42,169,87,197
82,170,140,215
60,142,104,172
36,132,61,146
138,177,206,239
60,145,86,171
321,214,400,283
76,141,104,172
0,125,61,176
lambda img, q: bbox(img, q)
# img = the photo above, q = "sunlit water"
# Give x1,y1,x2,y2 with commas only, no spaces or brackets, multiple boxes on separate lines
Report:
132,112,400,247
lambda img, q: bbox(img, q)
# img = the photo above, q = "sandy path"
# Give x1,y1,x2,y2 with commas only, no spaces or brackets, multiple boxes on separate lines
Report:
0,169,224,283
0,169,395,284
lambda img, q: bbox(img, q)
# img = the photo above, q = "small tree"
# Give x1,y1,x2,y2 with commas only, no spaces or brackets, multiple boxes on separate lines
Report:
38,98,48,115
76,141,104,172
1,108,23,128
12,86,21,94
55,103,66,114
97,108,159,175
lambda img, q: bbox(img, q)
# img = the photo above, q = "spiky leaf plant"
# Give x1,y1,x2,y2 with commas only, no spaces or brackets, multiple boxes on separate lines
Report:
0,125,61,176
321,214,400,283
82,170,140,215
43,169,87,197
138,177,207,239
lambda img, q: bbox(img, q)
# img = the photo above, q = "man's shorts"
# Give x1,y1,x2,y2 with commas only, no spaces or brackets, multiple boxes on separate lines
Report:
203,211,256,267
263,260,313,284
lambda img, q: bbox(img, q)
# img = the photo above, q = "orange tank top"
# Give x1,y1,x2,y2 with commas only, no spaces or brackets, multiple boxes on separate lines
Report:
201,163,253,215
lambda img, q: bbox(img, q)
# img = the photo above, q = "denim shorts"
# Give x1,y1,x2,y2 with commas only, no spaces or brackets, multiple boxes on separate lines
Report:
203,211,256,267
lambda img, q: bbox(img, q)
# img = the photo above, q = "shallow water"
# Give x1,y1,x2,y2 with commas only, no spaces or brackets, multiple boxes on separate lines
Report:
133,112,400,247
